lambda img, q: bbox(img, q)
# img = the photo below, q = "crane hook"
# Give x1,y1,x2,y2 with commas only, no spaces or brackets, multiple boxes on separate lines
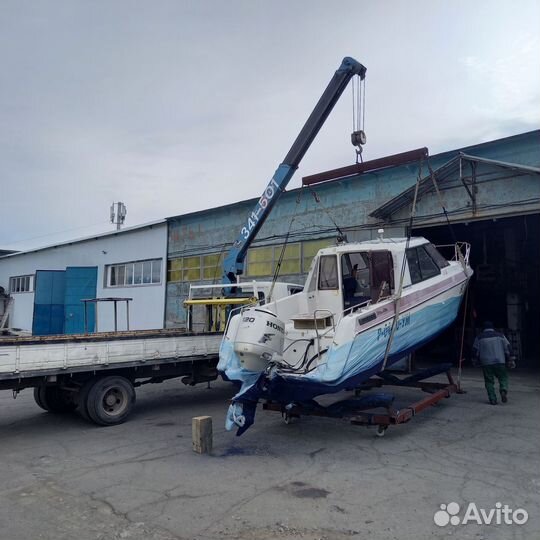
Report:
351,130,367,164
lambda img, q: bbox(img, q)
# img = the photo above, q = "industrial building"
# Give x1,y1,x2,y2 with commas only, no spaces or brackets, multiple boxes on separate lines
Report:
166,130,540,364
0,221,167,334
1,130,539,364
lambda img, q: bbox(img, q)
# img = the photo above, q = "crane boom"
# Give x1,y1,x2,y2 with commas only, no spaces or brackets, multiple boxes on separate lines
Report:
222,56,367,283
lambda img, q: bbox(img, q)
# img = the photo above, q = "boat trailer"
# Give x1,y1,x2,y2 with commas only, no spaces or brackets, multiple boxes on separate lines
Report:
262,363,460,436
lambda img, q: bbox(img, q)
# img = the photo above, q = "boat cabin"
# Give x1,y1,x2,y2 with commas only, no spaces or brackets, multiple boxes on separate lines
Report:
304,237,450,317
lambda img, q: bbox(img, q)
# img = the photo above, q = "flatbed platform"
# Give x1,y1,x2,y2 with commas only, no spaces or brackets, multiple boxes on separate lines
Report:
0,327,217,346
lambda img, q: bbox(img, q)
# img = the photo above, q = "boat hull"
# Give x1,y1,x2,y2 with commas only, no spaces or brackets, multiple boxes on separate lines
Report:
219,271,470,434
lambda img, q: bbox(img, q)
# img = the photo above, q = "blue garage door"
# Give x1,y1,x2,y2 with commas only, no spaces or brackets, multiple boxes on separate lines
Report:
32,270,66,336
64,266,98,334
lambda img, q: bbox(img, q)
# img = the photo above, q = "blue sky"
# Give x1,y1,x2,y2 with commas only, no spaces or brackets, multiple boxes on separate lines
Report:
1,0,539,250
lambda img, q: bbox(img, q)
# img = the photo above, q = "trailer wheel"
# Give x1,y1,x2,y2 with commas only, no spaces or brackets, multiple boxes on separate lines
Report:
85,376,136,426
33,385,77,413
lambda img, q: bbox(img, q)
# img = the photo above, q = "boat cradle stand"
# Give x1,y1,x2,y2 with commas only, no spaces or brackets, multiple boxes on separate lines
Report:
262,363,459,437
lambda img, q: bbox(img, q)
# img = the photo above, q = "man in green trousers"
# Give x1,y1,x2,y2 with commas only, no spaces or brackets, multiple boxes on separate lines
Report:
472,321,512,405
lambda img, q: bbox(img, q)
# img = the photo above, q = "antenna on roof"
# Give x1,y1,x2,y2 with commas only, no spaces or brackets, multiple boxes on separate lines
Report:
110,202,127,230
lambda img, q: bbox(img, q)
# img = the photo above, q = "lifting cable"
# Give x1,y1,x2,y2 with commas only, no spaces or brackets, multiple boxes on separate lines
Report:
426,158,467,270
426,157,469,387
381,154,423,371
426,159,459,247
381,155,470,379
456,283,469,392
267,189,304,302
212,242,228,284
306,184,348,241
351,76,366,164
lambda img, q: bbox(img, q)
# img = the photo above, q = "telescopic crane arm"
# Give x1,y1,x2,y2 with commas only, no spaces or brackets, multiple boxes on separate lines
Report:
222,57,367,284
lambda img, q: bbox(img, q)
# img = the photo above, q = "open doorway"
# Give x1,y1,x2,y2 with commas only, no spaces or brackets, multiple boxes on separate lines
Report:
413,214,539,367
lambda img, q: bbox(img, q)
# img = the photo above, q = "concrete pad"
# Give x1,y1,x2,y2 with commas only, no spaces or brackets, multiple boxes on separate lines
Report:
0,368,538,539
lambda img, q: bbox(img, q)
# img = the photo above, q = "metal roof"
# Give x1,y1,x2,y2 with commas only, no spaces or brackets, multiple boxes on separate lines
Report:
369,153,540,220
0,219,166,260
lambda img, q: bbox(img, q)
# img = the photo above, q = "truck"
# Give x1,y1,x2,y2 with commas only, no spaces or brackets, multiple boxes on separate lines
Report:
0,328,222,425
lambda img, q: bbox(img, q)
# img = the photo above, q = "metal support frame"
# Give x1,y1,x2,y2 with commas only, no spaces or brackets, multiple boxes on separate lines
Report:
457,153,476,211
82,297,133,334
262,365,458,434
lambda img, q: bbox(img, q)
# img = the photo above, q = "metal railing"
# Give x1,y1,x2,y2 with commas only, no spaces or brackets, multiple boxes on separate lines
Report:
435,242,471,266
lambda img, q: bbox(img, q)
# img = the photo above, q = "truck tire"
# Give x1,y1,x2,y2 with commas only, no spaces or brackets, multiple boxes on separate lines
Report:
76,378,95,422
33,385,77,413
85,376,136,426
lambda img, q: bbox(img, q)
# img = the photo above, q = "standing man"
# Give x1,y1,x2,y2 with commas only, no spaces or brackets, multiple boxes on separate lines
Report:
472,321,512,405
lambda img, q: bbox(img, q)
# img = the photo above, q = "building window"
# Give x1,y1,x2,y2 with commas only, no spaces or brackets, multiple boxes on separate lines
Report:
166,239,332,283
246,246,273,277
167,253,224,283
202,253,223,281
106,259,162,287
9,274,34,293
167,256,200,282
246,243,303,277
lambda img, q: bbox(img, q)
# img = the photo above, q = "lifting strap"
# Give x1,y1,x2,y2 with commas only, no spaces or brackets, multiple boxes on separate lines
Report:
381,155,423,371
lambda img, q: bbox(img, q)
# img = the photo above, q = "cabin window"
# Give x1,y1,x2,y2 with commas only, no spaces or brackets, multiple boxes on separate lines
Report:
318,255,338,290
307,257,319,292
341,252,371,308
370,251,394,300
406,245,440,284
424,243,450,269
406,249,422,284
417,247,441,279
341,250,393,308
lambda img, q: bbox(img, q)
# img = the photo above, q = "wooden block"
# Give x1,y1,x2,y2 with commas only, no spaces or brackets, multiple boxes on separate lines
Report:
192,416,213,454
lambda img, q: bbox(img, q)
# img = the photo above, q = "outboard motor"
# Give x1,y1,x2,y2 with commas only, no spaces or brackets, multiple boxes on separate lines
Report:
233,308,285,371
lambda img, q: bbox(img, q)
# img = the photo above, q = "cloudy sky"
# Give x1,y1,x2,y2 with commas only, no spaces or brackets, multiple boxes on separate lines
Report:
1,0,539,250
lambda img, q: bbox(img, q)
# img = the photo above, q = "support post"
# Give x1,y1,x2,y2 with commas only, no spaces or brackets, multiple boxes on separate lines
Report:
192,416,213,454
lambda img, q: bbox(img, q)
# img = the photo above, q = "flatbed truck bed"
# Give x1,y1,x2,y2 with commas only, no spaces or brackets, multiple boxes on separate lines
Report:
0,329,222,425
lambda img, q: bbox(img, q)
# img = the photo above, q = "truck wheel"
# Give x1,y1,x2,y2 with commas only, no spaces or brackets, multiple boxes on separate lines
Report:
85,376,136,426
33,385,77,413
76,378,95,422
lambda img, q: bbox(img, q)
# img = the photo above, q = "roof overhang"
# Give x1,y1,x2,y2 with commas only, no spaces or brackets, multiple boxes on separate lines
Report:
369,153,540,221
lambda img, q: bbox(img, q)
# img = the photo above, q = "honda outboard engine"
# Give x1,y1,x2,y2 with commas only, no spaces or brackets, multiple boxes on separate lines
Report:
233,308,285,371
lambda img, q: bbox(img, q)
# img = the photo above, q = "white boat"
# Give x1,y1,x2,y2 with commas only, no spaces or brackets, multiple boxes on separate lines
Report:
218,236,473,434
